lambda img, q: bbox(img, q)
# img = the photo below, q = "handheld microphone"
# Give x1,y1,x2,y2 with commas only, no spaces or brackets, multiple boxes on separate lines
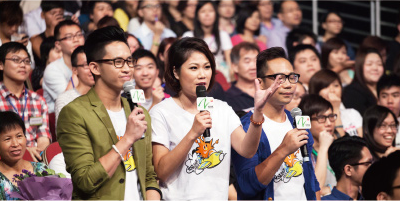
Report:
290,107,310,162
196,85,211,142
123,81,137,111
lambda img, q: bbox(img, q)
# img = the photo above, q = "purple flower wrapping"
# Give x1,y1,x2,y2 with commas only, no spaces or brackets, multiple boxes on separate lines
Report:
9,176,72,200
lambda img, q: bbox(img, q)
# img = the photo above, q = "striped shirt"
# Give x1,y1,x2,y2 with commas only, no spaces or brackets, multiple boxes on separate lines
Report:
0,82,51,147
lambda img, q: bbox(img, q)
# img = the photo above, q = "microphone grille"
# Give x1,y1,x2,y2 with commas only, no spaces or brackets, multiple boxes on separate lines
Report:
290,107,302,119
123,81,135,93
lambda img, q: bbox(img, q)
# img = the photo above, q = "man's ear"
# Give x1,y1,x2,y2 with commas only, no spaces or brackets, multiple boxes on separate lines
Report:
277,12,283,21
55,40,62,51
41,11,44,19
72,67,78,75
89,62,101,76
377,192,390,200
322,22,327,30
231,63,239,74
0,61,4,71
173,67,179,80
257,78,265,90
343,164,352,177
138,8,144,18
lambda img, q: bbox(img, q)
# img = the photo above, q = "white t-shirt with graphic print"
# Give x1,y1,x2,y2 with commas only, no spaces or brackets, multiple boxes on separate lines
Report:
150,98,241,200
107,109,142,200
262,113,307,200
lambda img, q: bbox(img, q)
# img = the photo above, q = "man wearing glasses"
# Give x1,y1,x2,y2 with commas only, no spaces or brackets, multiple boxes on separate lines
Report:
43,20,85,113
323,136,373,200
133,0,176,55
57,26,160,200
0,42,51,162
232,47,320,200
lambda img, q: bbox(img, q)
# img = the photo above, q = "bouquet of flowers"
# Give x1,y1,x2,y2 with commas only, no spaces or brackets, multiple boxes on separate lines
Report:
10,169,72,200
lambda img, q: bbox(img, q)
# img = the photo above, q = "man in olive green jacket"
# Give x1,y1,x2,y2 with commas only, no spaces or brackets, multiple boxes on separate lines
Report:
57,26,161,200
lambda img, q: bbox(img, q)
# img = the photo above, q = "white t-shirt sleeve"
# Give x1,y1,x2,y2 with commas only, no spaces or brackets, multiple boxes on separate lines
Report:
43,64,68,100
349,108,363,128
219,31,233,51
150,107,171,149
217,100,242,135
182,31,194,38
48,153,71,178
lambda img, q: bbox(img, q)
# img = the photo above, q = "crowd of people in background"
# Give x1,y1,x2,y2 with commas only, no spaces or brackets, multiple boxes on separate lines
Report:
1,0,400,200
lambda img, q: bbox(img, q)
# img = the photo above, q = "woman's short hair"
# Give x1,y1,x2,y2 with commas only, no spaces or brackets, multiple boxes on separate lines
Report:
298,94,333,117
0,111,26,135
308,69,342,96
363,105,398,159
321,37,346,69
165,37,216,94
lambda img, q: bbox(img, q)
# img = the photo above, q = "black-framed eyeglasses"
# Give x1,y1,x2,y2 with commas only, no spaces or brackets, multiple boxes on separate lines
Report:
5,57,31,65
377,124,398,131
258,73,300,84
311,114,337,123
392,185,400,189
75,64,90,70
350,160,373,167
94,58,134,68
58,32,84,41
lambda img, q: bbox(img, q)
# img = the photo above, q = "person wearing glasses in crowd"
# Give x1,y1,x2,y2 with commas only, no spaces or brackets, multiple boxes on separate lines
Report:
133,0,176,56
232,47,320,200
42,20,84,113
299,94,337,196
363,105,400,162
362,150,400,200
321,136,373,200
0,42,51,162
57,26,160,200
55,46,94,126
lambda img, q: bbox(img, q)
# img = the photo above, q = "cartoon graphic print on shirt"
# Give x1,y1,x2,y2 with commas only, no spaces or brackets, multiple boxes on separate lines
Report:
117,135,136,172
185,136,226,175
274,150,303,183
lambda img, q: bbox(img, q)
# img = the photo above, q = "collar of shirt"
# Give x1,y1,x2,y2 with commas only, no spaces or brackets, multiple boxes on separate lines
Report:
229,82,253,98
0,82,25,99
140,22,154,37
330,187,363,200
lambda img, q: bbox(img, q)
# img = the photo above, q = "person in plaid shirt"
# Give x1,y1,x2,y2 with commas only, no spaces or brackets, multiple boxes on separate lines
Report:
0,42,51,162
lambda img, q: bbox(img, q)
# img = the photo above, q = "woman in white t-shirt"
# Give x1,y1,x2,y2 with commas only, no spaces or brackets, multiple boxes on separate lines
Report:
150,37,280,200
182,1,233,82
309,69,363,137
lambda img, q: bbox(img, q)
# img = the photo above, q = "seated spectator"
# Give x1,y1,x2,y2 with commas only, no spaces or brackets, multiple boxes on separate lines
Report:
343,48,384,115
362,150,400,200
31,37,63,91
267,0,302,54
182,1,233,82
309,69,363,137
131,49,165,111
286,28,318,53
0,111,48,200
125,33,143,54
231,6,267,51
319,11,355,60
226,42,259,112
377,74,400,147
288,44,321,91
55,46,94,125
162,0,180,31
363,105,400,161
360,36,388,66
321,37,355,86
322,136,372,200
299,94,337,196
0,42,51,162
97,16,120,29
285,81,306,111
43,20,84,113
257,0,282,39
156,37,176,82
169,0,197,37
217,0,236,36
82,1,114,33
30,1,64,68
133,0,176,55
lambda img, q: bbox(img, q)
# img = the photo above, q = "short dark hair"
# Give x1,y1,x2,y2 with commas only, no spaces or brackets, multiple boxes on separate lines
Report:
0,2,23,26
89,1,112,14
288,44,321,69
231,42,260,64
132,49,159,70
298,94,333,117
54,20,81,40
0,42,30,65
328,136,367,181
256,47,287,78
377,74,400,98
286,28,317,52
0,111,26,135
97,16,120,29
40,37,57,65
278,0,294,13
363,105,398,160
321,37,346,69
362,150,400,200
309,69,342,96
165,37,216,94
235,6,260,36
84,26,128,64
40,1,64,12
71,46,85,67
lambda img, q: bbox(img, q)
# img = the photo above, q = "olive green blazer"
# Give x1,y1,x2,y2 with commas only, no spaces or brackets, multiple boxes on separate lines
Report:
57,88,159,200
